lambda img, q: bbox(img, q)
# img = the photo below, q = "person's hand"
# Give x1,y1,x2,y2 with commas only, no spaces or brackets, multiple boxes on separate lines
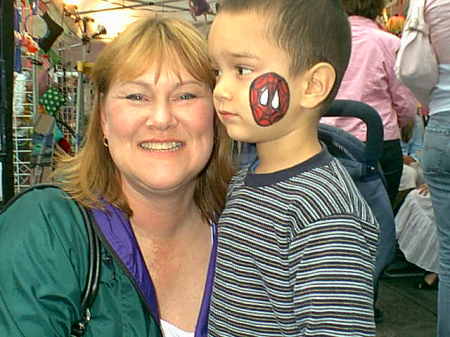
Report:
418,184,429,196
403,155,416,165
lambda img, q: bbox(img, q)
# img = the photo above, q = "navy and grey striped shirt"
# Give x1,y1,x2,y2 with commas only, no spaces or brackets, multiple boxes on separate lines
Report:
208,149,379,337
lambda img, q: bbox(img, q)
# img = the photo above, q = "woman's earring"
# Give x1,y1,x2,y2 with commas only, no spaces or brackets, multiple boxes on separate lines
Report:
103,137,109,147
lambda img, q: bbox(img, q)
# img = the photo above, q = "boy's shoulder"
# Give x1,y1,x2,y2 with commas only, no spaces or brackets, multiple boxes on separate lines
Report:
236,148,333,185
230,154,344,192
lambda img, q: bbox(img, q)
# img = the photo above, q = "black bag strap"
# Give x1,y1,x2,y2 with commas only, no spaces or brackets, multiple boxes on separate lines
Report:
0,184,101,337
70,199,101,337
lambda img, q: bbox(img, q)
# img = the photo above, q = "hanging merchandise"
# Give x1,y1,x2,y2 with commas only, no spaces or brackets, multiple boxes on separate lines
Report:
14,7,23,72
39,83,75,155
21,1,64,54
39,86,66,115
53,124,72,154
16,0,39,54
19,32,40,53
36,1,64,52
30,113,56,184
45,48,62,65
13,73,28,115
31,114,55,168
24,1,47,39
12,0,68,192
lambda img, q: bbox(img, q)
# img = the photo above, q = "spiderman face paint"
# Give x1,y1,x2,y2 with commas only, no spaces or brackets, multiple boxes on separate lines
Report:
249,72,290,127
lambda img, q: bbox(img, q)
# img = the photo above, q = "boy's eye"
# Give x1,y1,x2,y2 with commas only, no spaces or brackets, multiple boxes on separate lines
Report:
237,66,252,76
213,68,222,77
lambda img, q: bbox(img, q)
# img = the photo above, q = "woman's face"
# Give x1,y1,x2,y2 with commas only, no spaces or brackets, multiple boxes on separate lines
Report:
101,63,215,198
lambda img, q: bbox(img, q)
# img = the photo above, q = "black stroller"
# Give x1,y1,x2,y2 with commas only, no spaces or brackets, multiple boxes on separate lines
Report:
320,99,396,303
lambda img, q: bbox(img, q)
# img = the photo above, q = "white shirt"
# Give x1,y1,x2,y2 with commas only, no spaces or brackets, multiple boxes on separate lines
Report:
160,320,194,337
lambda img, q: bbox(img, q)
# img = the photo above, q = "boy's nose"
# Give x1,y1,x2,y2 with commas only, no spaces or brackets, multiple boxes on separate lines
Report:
213,77,233,103
145,101,177,130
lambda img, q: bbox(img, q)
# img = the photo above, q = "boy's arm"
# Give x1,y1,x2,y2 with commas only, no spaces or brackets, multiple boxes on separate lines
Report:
291,216,376,337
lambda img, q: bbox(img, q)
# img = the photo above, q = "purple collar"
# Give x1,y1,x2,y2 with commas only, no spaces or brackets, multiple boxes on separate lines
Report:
91,203,217,337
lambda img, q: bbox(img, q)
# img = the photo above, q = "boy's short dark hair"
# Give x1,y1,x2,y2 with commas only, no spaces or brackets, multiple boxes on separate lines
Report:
341,0,385,20
217,0,351,112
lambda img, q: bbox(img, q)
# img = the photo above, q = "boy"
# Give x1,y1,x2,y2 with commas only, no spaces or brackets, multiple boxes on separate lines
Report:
207,0,379,336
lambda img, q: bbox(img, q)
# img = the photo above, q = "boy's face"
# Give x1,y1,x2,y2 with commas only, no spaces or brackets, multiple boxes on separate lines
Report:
208,10,308,144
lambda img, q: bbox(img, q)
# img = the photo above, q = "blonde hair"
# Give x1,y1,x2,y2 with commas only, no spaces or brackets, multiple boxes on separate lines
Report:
54,16,234,222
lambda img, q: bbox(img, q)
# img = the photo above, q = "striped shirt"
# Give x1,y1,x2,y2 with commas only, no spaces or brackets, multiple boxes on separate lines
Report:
208,149,379,337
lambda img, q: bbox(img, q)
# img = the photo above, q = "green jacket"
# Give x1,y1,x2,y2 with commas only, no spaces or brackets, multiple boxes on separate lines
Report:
0,187,162,337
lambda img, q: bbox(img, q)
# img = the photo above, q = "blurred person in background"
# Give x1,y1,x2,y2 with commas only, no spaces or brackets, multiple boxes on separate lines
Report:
321,0,417,323
399,0,450,335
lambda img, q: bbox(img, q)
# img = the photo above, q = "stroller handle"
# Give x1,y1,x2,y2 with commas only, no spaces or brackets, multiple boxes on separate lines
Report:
324,99,384,164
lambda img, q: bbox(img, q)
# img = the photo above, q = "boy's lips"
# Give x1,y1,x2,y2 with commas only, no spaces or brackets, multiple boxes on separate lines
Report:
218,110,239,118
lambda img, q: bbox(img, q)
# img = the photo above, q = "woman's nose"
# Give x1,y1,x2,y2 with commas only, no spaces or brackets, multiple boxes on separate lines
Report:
145,100,177,130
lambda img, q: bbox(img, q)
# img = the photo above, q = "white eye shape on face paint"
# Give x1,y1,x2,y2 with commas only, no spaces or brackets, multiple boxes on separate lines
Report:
258,86,281,110
260,88,269,105
272,90,279,109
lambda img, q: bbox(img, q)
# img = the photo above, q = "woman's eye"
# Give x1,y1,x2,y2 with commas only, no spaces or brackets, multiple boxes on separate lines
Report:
125,94,146,101
179,93,196,100
213,68,222,77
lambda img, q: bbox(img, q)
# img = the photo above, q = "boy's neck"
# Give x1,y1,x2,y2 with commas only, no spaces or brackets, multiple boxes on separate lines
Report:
254,128,322,174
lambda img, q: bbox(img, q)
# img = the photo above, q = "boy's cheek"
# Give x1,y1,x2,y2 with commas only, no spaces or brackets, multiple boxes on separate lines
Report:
249,72,290,127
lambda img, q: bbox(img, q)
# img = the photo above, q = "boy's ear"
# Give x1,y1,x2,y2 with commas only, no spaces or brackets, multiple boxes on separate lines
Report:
298,62,336,109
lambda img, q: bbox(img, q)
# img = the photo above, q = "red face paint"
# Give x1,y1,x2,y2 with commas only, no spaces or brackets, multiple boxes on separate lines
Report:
249,72,290,127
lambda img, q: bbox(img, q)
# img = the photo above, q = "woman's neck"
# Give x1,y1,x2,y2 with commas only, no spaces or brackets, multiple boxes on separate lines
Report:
127,189,211,332
125,187,204,241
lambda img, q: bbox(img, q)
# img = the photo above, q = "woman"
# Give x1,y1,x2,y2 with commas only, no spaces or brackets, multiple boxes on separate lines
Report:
0,16,233,337
415,0,450,335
